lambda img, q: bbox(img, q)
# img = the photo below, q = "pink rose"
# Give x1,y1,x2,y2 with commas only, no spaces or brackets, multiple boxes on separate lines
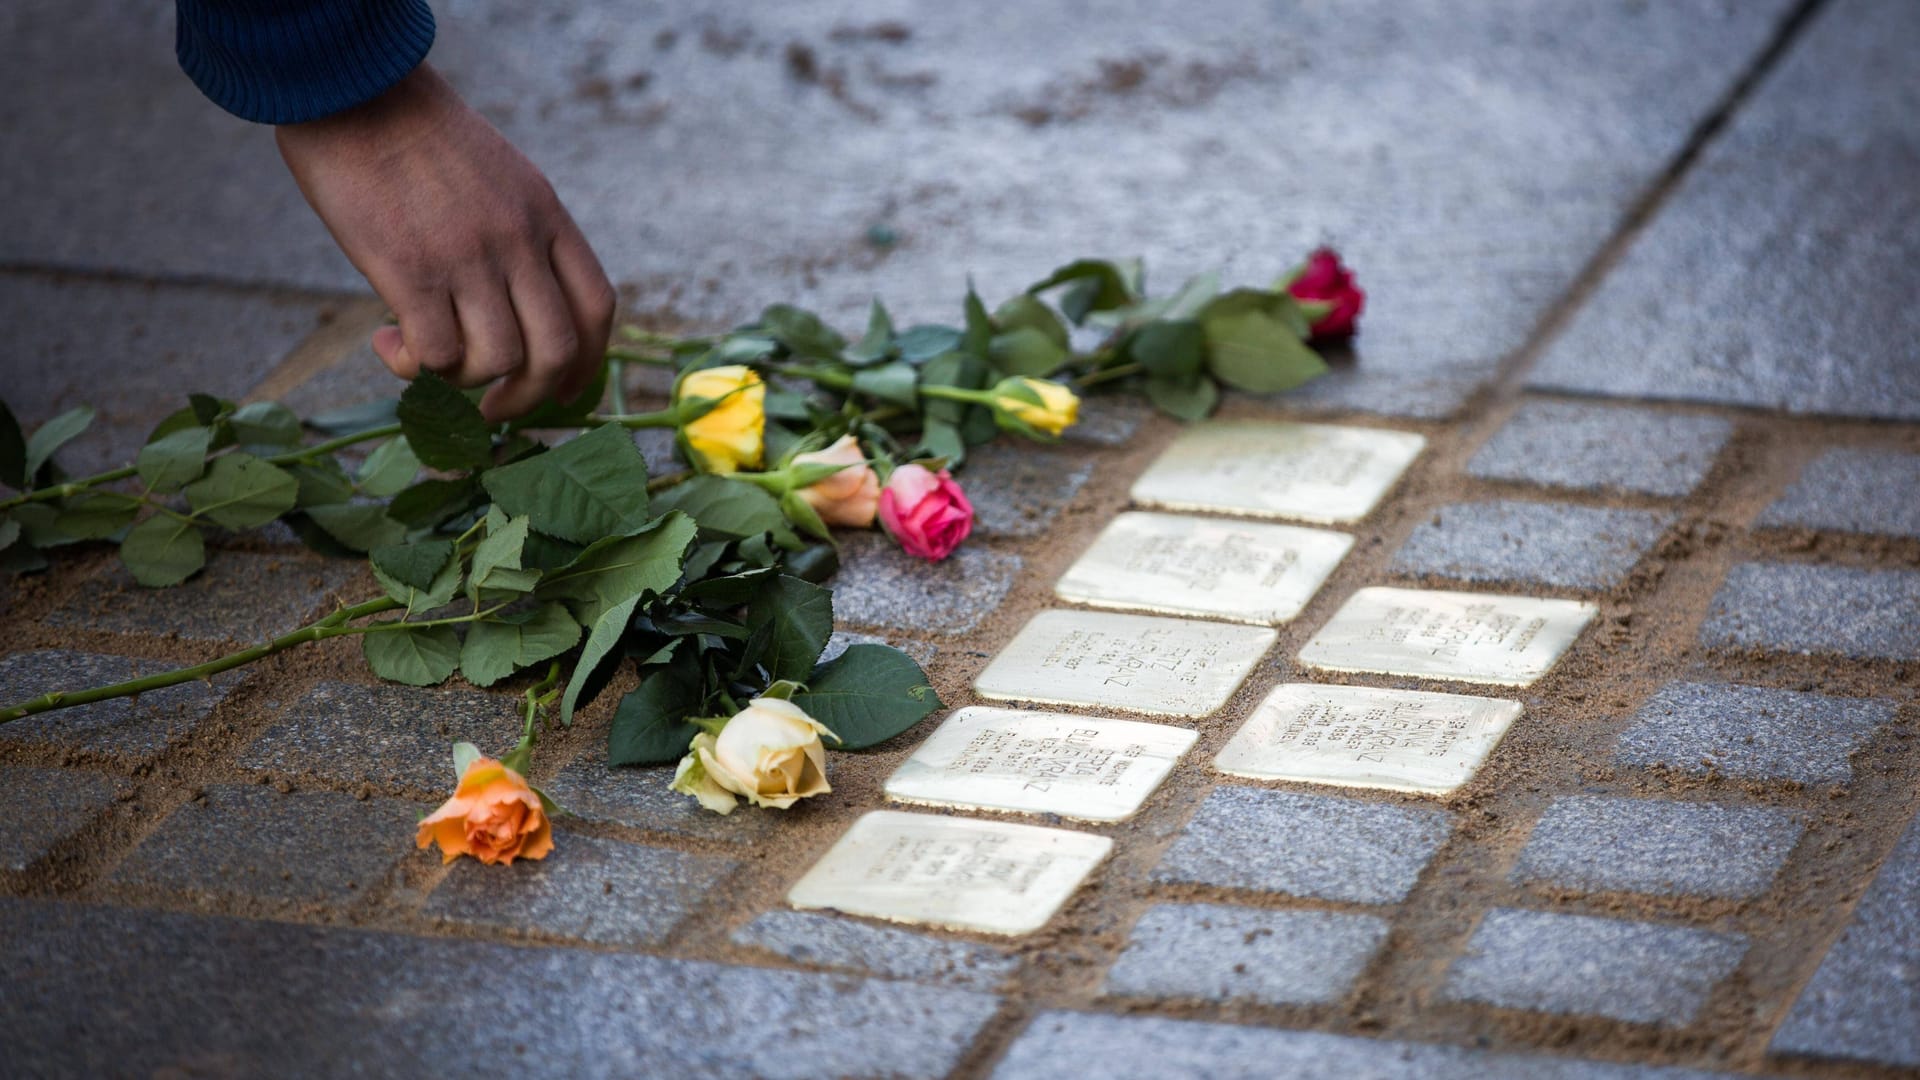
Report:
877,464,973,561
1286,247,1365,341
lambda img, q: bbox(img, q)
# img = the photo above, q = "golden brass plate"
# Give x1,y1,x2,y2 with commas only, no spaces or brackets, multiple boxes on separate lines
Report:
1130,420,1426,524
973,609,1277,719
1298,587,1596,687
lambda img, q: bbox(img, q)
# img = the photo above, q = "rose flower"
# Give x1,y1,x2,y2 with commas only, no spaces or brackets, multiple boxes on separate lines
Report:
990,376,1080,436
877,463,973,561
417,756,553,865
1285,247,1365,341
675,364,766,474
791,434,881,528
673,698,836,814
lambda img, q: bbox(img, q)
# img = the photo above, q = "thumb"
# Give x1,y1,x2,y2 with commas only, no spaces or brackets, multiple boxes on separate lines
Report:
371,326,421,379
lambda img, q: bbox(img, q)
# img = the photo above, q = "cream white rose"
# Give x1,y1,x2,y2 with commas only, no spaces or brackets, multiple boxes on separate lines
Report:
673,697,836,813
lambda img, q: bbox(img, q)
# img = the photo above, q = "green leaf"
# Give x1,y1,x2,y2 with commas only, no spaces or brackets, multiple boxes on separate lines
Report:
290,460,355,507
847,299,896,364
537,512,698,630
790,644,942,750
0,516,19,553
480,425,651,544
304,502,407,552
355,436,421,497
136,426,212,492
396,372,493,472
460,603,581,687
896,325,963,363
1130,319,1206,379
850,362,919,408
469,510,541,596
452,742,483,781
119,515,206,587
54,493,140,539
387,476,484,530
371,543,461,614
1201,304,1327,393
607,668,703,765
988,328,1069,377
760,304,847,360
0,400,27,490
230,402,302,448
182,453,300,529
650,476,786,539
371,539,455,589
993,294,1070,349
362,624,460,686
915,417,967,466
1145,373,1221,420
747,574,834,682
962,286,993,360
24,406,94,479
1027,259,1139,324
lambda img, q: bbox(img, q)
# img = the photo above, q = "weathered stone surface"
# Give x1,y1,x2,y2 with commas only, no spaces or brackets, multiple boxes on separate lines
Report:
963,442,1094,539
0,898,999,1077
994,1011,1734,1079
44,550,360,643
1442,908,1746,1025
1612,681,1894,785
820,630,937,669
1153,787,1453,904
830,531,1021,635
540,757,783,844
1104,904,1388,1006
108,785,421,907
732,909,1018,992
1700,562,1920,660
0,650,231,760
424,832,736,947
1530,0,1920,420
1756,448,1920,538
0,765,124,872
1514,796,1803,899
1061,397,1149,447
1771,808,1920,1068
239,681,521,792
1467,401,1733,498
1391,500,1673,590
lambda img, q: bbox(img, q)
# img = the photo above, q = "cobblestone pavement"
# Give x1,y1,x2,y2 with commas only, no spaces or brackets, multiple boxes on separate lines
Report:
3,1,1918,1077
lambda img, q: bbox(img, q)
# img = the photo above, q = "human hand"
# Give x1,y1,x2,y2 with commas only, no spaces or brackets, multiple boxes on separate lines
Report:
275,64,614,421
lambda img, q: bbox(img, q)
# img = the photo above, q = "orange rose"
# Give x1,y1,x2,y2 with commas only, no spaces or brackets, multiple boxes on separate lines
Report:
417,756,554,865
792,434,881,528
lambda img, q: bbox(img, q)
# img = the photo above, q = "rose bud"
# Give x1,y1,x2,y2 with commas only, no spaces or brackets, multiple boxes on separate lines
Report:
877,462,973,561
675,364,766,474
1285,247,1365,341
990,376,1081,436
416,756,553,865
672,697,836,814
791,434,881,528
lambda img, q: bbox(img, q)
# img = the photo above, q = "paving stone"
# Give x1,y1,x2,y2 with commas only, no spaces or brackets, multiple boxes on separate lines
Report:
1061,397,1149,447
1275,366,1489,421
1153,787,1453,904
993,1011,1734,1079
424,832,735,947
1756,448,1920,538
44,550,360,643
732,909,1018,993
0,898,999,1077
108,784,421,907
1701,562,1920,660
821,630,938,669
1467,401,1733,498
540,756,790,843
1613,681,1895,785
1104,904,1388,1006
1391,500,1672,590
1530,0,1920,420
830,531,1021,635
962,442,1094,539
239,681,522,793
0,765,124,872
1513,796,1803,899
0,649,232,760
1442,908,1746,1026
1771,807,1920,1068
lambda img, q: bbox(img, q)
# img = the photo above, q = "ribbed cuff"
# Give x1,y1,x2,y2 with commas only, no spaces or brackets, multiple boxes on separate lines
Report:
175,0,436,125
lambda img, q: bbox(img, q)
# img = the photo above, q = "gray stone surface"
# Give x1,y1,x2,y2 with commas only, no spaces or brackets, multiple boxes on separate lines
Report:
1701,562,1920,660
108,784,421,907
541,757,784,843
1467,401,1733,498
239,681,522,793
831,531,1021,635
1514,796,1802,899
44,550,361,643
1104,903,1389,1006
820,630,938,669
1756,448,1920,538
1062,397,1149,447
994,1011,1735,1079
1277,366,1488,421
1153,787,1453,904
733,909,1018,992
1391,500,1673,589
0,765,124,872
1772,808,1920,1068
424,832,736,947
963,442,1094,539
1442,908,1747,1025
1613,681,1894,785
1531,0,1920,420
0,897,999,1077
0,649,232,760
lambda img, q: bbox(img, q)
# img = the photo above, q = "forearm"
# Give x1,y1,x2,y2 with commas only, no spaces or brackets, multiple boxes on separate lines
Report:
174,0,435,124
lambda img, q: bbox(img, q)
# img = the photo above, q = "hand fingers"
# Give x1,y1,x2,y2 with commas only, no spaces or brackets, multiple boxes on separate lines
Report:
549,217,617,400
480,266,579,422
449,275,525,390
373,290,461,380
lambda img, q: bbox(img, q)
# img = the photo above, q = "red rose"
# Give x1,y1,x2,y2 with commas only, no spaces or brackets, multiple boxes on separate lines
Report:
1286,248,1364,341
878,464,973,561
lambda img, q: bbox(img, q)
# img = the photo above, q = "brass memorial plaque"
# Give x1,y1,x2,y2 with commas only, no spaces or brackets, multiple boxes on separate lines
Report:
1215,683,1523,794
1298,587,1596,686
884,707,1198,822
785,810,1113,935
974,609,1277,718
1055,511,1354,625
1130,420,1426,524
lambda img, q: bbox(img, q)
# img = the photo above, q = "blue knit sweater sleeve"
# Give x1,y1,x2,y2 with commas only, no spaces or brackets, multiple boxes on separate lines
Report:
175,0,436,125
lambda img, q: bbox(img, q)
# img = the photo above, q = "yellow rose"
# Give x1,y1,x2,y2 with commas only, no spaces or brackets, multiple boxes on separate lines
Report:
671,698,835,814
992,376,1080,435
792,434,881,528
676,365,765,474
416,757,553,865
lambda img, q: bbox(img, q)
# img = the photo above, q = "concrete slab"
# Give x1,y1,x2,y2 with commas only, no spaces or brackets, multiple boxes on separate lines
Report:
1701,562,1920,660
1513,796,1802,899
1612,681,1894,785
1104,903,1388,1006
1756,449,1920,539
1391,500,1673,590
1467,401,1733,498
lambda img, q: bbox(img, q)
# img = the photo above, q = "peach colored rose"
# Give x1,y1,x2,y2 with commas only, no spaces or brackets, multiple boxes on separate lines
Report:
878,463,973,561
416,757,553,865
791,435,881,528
